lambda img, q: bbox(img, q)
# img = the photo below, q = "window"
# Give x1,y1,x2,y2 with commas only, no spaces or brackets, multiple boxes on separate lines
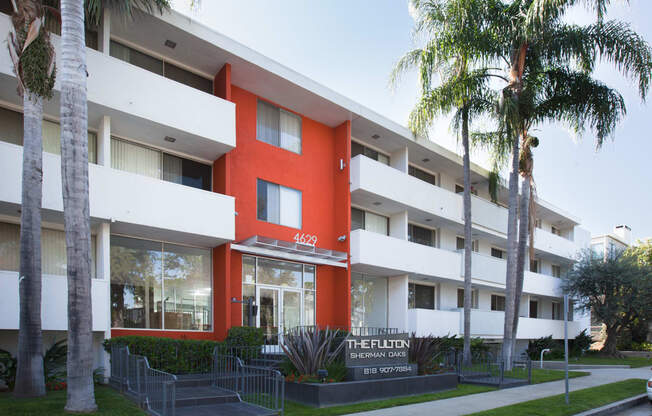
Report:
0,107,98,163
257,179,302,229
535,219,542,229
351,141,390,165
551,264,561,278
257,100,302,154
456,236,478,252
491,294,506,311
455,184,478,195
552,301,562,320
408,165,437,186
491,247,506,259
530,259,539,273
591,243,604,258
351,273,388,328
457,288,479,309
43,17,98,50
529,299,539,318
0,222,96,278
350,208,388,235
111,138,211,191
110,235,212,331
408,283,435,309
110,40,212,93
408,224,435,247
551,226,562,236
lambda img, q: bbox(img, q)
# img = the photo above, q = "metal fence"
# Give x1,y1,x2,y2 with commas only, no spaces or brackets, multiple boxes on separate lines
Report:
457,354,532,386
110,345,177,416
212,348,285,415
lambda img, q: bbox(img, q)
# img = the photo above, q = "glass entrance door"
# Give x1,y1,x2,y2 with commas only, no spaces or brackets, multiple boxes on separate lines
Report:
257,287,279,345
282,289,302,334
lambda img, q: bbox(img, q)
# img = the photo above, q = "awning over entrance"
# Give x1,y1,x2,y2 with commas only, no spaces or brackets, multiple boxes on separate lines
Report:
231,235,348,268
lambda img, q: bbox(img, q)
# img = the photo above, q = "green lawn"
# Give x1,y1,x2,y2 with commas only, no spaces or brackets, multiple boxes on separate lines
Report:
562,356,652,368
0,385,145,416
530,369,589,384
466,378,646,416
284,384,495,416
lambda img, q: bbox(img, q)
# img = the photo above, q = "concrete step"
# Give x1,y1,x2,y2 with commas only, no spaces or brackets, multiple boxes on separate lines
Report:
174,402,278,416
174,373,214,388
174,386,240,407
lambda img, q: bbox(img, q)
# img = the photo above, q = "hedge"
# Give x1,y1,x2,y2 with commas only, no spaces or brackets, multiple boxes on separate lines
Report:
103,327,264,374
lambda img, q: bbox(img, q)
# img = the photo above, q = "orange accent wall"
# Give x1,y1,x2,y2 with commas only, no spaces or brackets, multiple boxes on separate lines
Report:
213,63,231,101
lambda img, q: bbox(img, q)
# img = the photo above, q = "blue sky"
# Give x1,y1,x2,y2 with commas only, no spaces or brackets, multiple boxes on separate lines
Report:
173,0,652,241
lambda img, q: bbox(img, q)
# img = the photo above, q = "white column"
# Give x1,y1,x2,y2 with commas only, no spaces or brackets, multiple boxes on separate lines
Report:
96,222,111,380
97,116,111,167
389,211,408,240
98,7,111,54
390,146,409,173
388,275,409,332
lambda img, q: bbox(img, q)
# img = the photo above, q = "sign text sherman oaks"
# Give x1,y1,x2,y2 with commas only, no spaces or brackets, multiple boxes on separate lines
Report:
344,333,417,380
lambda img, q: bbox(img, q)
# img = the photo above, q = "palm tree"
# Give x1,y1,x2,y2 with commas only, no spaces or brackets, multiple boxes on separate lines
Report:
57,1,169,411
392,0,503,364
493,0,652,365
7,0,57,398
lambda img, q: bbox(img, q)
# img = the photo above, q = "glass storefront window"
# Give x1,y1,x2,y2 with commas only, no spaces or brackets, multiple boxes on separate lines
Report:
350,273,388,328
256,257,302,288
110,235,212,331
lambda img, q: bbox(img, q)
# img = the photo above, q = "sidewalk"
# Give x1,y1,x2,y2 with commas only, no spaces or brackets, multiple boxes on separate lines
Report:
351,367,652,416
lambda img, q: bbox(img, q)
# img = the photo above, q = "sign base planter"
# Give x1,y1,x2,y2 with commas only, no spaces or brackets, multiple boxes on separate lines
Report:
284,372,458,408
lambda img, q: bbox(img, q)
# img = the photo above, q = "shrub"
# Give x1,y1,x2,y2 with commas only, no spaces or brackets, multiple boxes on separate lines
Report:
225,326,265,348
571,329,592,356
0,349,16,389
103,336,222,374
280,327,345,377
526,335,560,360
408,334,452,375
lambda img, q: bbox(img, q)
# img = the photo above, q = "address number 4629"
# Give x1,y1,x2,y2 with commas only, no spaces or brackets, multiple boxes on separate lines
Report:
294,233,317,246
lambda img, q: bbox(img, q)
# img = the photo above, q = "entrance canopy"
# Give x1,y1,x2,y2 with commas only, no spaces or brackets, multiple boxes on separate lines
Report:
231,235,348,268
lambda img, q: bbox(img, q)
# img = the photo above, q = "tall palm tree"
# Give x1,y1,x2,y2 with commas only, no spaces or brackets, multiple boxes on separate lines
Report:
57,1,169,411
7,0,57,398
494,0,652,365
392,0,503,365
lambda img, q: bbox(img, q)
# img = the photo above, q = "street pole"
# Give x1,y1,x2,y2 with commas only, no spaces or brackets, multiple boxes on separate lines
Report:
564,294,569,405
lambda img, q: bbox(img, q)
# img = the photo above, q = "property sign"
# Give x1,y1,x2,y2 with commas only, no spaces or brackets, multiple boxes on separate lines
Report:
344,333,417,380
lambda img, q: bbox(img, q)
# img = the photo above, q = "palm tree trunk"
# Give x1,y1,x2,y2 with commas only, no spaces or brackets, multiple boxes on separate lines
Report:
511,171,530,358
461,108,473,366
501,136,519,368
60,0,96,411
14,90,46,398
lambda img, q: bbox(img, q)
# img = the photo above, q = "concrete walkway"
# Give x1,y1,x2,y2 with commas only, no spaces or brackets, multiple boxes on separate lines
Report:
351,367,652,416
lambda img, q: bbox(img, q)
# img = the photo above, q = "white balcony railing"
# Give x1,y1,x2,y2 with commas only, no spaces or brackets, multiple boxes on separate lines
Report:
0,142,235,246
350,229,461,280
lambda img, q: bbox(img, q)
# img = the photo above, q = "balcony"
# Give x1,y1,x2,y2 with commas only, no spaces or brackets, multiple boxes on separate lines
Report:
407,308,583,339
0,142,235,247
350,229,461,280
464,252,563,297
0,13,235,162
0,271,109,331
535,228,579,261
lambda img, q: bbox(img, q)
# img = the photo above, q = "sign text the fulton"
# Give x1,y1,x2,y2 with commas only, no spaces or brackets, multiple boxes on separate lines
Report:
345,333,417,380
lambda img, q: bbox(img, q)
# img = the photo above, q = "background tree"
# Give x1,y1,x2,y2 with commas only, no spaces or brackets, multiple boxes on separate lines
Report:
391,0,501,365
564,249,652,356
7,0,56,398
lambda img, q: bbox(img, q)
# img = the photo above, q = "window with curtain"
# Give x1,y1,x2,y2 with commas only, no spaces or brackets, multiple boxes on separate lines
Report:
408,224,435,247
0,107,98,163
491,247,505,259
457,288,479,309
408,283,435,309
350,208,389,236
408,165,438,186
351,273,388,328
257,100,302,154
552,264,561,278
491,294,506,311
552,301,563,320
110,235,212,330
351,141,390,165
0,222,96,278
257,179,302,229
110,137,211,191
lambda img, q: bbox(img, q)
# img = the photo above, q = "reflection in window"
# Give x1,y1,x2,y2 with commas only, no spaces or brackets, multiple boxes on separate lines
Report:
110,236,211,331
408,283,435,309
351,273,387,328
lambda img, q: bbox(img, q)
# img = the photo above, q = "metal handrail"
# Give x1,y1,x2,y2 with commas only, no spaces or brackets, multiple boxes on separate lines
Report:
110,345,177,416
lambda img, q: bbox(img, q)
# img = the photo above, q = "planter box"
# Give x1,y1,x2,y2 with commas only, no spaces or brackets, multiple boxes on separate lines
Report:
285,372,458,408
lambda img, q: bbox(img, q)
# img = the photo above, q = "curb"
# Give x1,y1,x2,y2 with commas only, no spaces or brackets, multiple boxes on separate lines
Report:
573,394,648,416
540,362,630,370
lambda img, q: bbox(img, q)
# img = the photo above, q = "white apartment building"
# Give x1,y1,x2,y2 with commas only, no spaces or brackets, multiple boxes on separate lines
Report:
0,4,590,365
